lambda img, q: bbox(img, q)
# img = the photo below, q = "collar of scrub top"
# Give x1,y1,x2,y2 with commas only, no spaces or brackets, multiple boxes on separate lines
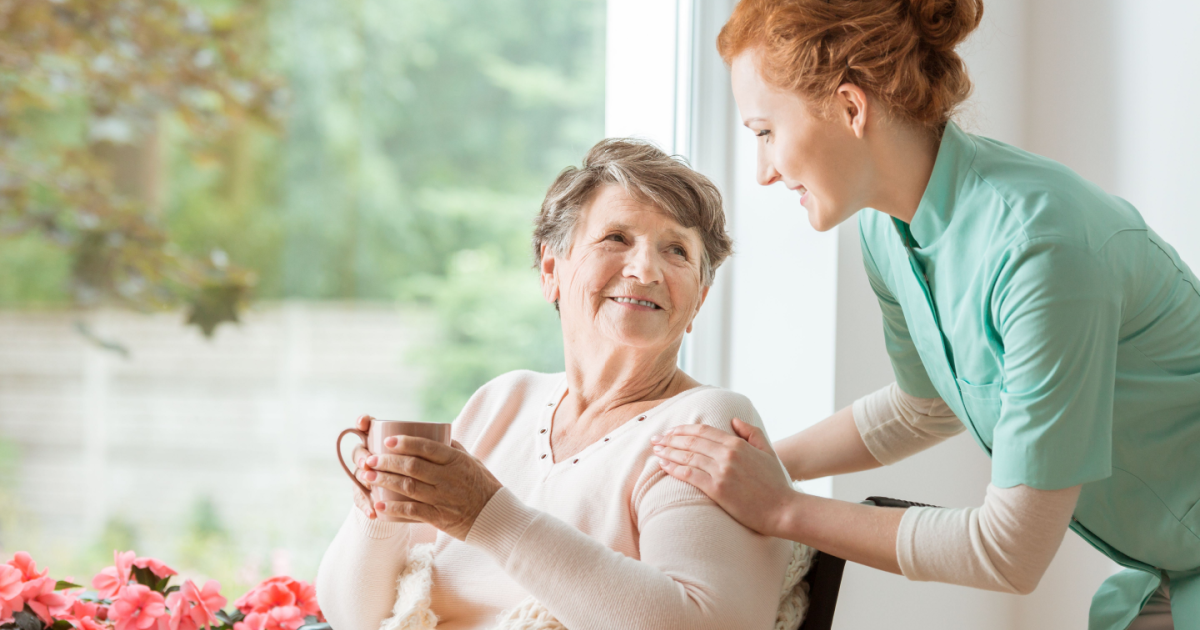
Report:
904,121,980,250
880,120,988,449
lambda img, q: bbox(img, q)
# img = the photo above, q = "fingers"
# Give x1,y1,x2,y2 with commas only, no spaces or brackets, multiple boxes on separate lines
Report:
351,487,376,519
374,499,437,523
651,442,718,471
385,435,456,465
356,465,375,487
366,453,439,483
356,414,373,432
655,422,743,447
731,418,773,452
657,459,717,497
353,445,371,469
370,471,437,502
650,430,736,462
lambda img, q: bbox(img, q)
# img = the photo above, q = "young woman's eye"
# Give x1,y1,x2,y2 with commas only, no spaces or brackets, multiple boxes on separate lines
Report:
755,129,770,138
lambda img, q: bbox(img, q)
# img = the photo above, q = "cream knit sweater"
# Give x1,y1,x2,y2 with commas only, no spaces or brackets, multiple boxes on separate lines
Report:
316,371,799,630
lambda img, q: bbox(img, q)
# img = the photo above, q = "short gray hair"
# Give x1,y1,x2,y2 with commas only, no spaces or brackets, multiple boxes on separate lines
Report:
532,138,732,287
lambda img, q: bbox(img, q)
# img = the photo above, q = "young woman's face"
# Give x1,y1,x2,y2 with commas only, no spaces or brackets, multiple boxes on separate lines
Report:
730,51,870,232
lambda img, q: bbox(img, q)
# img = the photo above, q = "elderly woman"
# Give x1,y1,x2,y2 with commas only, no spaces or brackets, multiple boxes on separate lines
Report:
315,139,798,630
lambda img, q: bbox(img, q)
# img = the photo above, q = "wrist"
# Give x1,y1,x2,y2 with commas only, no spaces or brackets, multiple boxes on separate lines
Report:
769,488,807,539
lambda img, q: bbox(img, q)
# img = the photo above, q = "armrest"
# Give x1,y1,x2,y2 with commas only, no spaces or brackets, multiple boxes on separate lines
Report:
863,496,941,509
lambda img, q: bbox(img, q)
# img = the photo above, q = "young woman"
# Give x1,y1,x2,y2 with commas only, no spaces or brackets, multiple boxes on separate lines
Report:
650,1,1200,628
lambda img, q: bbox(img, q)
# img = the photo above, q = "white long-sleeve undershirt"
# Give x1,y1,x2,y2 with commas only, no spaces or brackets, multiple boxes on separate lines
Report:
852,382,1080,594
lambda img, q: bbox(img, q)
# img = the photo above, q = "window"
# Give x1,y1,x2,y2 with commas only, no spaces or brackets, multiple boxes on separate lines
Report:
1,0,605,589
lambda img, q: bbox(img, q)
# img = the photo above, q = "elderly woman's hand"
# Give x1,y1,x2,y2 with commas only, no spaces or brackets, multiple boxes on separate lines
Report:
364,436,503,540
349,414,378,519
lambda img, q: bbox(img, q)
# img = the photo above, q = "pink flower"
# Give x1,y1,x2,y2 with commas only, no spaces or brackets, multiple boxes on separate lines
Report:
93,551,137,600
21,576,71,625
109,584,167,630
232,612,267,630
164,580,224,630
233,607,304,630
75,617,111,630
7,552,49,582
65,599,113,630
1,564,24,625
164,591,199,630
68,598,101,621
132,558,177,581
183,580,225,628
234,577,318,618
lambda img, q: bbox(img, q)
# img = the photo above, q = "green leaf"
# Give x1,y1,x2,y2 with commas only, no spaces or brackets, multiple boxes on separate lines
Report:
185,282,245,338
215,609,244,626
164,585,180,595
131,565,157,589
154,576,171,593
50,621,73,630
54,580,82,591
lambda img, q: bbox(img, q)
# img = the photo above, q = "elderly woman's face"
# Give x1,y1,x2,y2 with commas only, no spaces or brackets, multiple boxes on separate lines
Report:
542,184,709,350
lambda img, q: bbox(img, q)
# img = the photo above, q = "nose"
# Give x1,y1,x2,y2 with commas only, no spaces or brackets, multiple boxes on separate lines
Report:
756,142,781,187
623,241,663,285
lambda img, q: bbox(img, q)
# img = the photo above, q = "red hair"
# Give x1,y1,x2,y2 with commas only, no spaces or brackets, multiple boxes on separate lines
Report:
718,0,984,129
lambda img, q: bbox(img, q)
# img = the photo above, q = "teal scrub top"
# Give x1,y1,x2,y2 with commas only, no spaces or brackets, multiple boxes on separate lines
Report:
859,122,1200,629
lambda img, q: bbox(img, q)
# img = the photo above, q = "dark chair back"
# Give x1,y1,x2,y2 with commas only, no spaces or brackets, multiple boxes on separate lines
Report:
796,550,846,630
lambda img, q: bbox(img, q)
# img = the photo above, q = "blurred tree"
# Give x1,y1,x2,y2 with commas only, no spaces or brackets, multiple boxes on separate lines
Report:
2,0,602,410
0,0,282,335
262,0,602,419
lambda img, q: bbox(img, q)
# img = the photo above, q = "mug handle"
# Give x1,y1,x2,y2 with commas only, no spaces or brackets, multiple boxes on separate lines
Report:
337,428,372,502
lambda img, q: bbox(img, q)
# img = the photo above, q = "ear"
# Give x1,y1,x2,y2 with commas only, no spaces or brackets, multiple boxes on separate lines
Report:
685,285,711,334
834,83,870,139
539,244,560,305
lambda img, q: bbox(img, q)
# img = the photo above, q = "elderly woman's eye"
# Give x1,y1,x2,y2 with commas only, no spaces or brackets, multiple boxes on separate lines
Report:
605,233,626,243
670,245,688,258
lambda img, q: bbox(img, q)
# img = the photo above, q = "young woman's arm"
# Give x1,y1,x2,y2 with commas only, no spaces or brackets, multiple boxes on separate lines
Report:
654,420,1080,588
768,382,963,482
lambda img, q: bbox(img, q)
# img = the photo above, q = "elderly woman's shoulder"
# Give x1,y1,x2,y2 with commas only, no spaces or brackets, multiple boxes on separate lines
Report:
482,369,563,390
666,386,766,434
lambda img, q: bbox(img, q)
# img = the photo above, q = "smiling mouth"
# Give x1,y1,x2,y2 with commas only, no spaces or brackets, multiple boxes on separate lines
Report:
610,296,661,310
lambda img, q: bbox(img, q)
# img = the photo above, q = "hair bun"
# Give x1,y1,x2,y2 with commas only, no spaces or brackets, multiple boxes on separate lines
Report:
906,0,984,52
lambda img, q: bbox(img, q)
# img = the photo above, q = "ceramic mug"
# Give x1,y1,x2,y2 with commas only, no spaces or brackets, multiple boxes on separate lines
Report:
337,419,452,523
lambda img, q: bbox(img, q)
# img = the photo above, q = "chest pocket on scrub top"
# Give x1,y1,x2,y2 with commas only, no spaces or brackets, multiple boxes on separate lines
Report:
955,379,1002,449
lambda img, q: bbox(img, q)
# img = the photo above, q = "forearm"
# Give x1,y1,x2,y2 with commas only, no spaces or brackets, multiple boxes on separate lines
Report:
774,491,904,574
315,508,414,630
776,383,963,480
897,484,1078,594
773,405,881,481
466,488,788,630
